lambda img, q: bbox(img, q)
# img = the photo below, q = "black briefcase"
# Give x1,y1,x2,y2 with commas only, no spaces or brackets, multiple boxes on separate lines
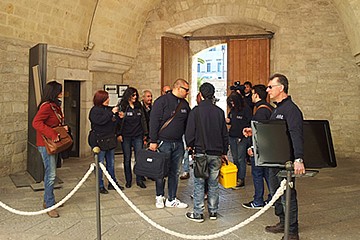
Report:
134,149,170,179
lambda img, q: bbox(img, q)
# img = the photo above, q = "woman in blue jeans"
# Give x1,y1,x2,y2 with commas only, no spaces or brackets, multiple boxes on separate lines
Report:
32,81,66,218
88,90,124,194
226,92,252,189
118,87,148,188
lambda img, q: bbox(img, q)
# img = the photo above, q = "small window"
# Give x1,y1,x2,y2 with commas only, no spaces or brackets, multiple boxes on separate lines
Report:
197,63,200,72
207,63,211,72
217,62,221,72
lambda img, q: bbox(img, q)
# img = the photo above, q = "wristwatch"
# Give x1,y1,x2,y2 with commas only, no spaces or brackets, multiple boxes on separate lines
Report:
294,158,304,163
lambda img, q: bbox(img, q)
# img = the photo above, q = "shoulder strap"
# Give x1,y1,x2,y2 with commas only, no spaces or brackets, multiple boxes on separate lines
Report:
159,100,182,133
253,104,272,115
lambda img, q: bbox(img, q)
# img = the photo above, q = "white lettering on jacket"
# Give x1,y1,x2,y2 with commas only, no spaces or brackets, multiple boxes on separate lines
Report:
275,114,284,119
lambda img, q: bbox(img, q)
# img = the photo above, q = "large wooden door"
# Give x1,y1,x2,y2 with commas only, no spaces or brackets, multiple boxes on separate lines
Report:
161,36,189,88
228,38,270,88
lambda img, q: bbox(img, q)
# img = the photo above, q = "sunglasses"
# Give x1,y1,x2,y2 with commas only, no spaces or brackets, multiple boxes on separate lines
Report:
180,86,189,92
131,93,137,97
266,84,282,90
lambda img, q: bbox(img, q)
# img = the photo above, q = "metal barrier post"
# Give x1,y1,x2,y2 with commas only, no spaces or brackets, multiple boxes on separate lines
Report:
284,161,293,240
93,147,102,240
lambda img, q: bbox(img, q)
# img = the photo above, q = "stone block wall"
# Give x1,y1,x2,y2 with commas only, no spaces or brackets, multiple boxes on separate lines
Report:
0,37,31,176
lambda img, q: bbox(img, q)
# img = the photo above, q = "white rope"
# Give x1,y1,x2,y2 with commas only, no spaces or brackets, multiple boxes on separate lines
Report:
100,162,287,240
0,163,96,216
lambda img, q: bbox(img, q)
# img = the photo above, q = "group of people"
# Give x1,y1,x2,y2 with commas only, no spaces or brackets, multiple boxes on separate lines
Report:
32,74,304,240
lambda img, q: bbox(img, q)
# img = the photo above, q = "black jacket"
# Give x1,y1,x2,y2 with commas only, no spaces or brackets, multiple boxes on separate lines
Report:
227,105,252,138
185,99,228,156
118,104,148,138
149,93,190,142
88,105,120,148
270,96,304,159
253,100,273,121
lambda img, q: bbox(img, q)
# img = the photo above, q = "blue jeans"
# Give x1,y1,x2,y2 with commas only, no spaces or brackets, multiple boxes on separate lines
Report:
181,149,190,173
251,157,271,206
38,146,56,207
155,141,184,201
121,136,143,184
193,154,222,215
268,167,299,234
229,137,247,181
97,148,117,188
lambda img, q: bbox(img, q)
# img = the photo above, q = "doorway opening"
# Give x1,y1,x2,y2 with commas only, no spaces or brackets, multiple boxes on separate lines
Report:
191,43,227,114
64,80,80,157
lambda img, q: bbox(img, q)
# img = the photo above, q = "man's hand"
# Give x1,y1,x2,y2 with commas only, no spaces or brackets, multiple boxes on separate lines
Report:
243,127,252,137
118,111,125,118
117,135,123,142
247,147,254,156
294,162,305,175
149,143,158,151
221,155,228,164
225,118,230,124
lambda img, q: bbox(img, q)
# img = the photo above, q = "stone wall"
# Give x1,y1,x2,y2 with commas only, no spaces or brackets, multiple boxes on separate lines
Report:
0,37,31,176
126,0,360,159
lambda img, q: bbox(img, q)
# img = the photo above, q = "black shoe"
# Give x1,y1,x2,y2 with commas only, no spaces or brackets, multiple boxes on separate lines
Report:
125,182,132,188
108,182,124,191
265,222,285,234
281,233,299,240
185,212,204,223
209,212,217,220
100,187,108,194
141,176,146,181
137,181,146,188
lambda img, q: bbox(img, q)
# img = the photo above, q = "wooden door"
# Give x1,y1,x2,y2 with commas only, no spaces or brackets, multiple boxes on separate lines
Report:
228,38,270,89
161,36,189,88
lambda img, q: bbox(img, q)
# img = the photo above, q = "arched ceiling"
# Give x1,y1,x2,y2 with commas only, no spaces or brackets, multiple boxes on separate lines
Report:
1,0,359,64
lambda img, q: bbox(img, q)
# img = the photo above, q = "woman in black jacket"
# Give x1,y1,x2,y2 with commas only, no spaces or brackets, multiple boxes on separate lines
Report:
226,92,252,189
118,87,148,188
88,90,124,194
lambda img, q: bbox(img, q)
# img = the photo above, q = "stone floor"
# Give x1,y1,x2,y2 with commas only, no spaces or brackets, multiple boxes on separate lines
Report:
0,154,359,240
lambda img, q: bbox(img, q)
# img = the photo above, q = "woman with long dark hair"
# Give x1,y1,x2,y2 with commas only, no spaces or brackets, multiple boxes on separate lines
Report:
226,92,252,189
118,87,148,188
32,81,64,218
88,90,124,194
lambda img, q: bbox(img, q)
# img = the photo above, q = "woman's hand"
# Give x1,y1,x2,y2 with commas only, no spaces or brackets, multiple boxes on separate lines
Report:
112,106,119,114
118,111,125,118
117,135,123,142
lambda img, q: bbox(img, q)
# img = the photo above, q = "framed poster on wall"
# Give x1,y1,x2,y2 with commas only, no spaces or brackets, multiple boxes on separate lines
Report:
104,84,129,107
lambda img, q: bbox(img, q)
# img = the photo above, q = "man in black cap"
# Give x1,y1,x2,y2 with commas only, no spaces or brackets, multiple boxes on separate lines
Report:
185,82,229,222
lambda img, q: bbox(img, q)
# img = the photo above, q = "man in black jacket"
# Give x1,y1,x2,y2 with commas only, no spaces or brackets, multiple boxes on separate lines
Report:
265,74,305,240
149,79,190,209
242,84,273,209
185,83,229,222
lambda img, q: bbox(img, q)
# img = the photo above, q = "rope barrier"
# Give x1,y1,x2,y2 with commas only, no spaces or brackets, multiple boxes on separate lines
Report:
100,162,287,239
0,162,287,239
0,163,96,215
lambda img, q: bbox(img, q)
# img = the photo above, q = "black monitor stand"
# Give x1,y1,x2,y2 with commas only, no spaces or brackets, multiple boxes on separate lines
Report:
280,161,318,240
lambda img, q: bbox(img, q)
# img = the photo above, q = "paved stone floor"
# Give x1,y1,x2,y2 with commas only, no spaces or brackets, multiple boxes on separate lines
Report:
0,154,359,240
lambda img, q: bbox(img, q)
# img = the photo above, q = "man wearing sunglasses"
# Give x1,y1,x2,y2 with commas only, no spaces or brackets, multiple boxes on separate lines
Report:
149,78,191,209
265,73,305,240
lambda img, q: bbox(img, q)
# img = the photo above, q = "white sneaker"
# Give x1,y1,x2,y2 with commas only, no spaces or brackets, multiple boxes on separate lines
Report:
165,198,188,208
155,195,165,209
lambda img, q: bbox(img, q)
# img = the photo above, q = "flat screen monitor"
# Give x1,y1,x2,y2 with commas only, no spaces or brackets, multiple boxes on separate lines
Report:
252,120,337,168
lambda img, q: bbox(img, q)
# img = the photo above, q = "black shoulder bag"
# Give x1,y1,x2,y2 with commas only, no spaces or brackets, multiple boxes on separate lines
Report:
193,108,209,179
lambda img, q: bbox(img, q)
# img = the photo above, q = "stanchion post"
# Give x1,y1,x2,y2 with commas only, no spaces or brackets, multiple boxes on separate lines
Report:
93,147,102,240
284,161,293,240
